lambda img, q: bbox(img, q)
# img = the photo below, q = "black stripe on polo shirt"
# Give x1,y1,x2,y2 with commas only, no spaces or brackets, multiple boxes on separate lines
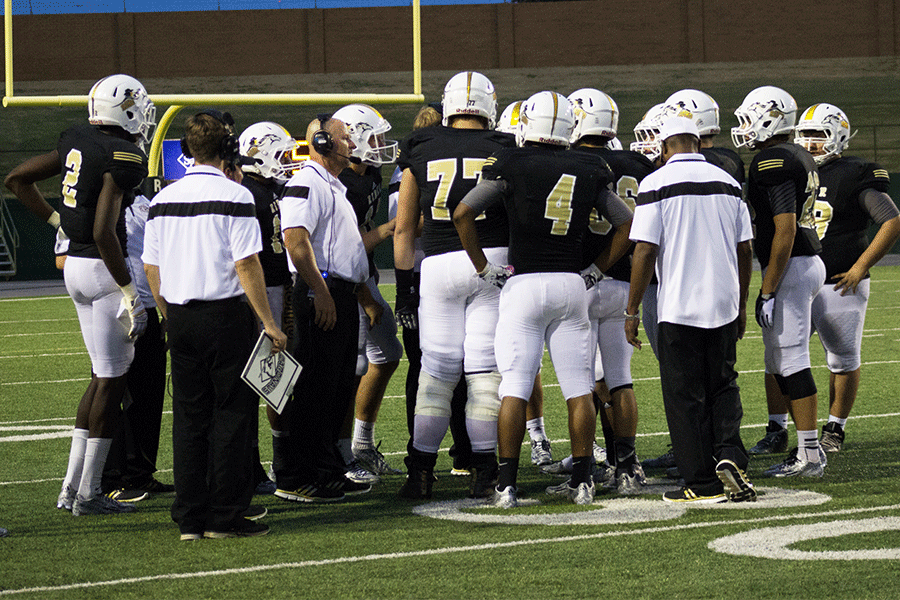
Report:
388,180,401,195
637,180,742,206
148,200,255,220
282,185,310,200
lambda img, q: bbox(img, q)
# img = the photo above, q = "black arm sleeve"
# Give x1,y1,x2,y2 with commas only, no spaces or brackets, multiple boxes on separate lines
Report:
860,188,900,225
768,179,796,216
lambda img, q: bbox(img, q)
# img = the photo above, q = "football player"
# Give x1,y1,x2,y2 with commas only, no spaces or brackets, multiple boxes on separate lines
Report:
794,104,900,451
665,89,745,185
331,104,404,480
238,120,302,494
732,86,827,477
394,71,515,499
453,91,633,507
630,103,669,166
5,74,156,513
565,88,652,494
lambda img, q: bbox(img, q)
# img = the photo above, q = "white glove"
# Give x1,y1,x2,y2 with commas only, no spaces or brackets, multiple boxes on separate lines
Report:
477,262,515,289
579,264,604,290
117,282,148,340
755,292,775,329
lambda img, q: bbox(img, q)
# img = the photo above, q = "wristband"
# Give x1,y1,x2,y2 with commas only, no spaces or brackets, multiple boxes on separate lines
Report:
760,292,774,300
47,211,60,230
623,310,640,321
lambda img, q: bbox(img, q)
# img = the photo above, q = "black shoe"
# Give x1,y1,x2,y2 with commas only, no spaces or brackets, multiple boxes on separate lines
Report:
139,478,175,494
820,422,845,453
469,464,499,499
748,421,789,454
715,459,757,502
399,467,433,499
204,518,269,539
242,505,268,520
327,476,371,496
106,488,149,503
275,483,345,503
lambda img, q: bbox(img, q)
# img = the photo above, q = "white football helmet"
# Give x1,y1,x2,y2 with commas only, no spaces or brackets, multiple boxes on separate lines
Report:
496,101,524,134
664,89,720,136
88,74,156,146
239,121,302,182
568,88,619,144
630,103,668,161
731,86,797,149
442,71,497,128
332,104,398,166
516,91,574,148
794,103,856,165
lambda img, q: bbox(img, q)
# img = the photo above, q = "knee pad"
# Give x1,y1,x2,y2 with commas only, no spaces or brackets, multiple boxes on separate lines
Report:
608,383,633,396
465,371,502,422
415,371,455,418
782,368,817,400
772,373,788,395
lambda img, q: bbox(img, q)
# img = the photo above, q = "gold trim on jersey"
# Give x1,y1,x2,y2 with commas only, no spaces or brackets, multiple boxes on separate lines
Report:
757,159,784,171
873,169,890,179
113,151,144,164
483,157,497,167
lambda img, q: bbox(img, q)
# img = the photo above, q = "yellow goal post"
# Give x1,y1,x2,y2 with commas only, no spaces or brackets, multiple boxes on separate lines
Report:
2,0,425,177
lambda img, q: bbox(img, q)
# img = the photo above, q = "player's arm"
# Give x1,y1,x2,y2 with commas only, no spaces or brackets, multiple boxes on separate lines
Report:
235,253,286,353
94,172,132,287
4,150,62,227
737,240,753,339
361,218,395,254
393,169,421,271
833,189,900,295
357,282,383,330
283,225,335,331
453,178,507,273
625,240,658,350
760,180,798,296
592,188,634,272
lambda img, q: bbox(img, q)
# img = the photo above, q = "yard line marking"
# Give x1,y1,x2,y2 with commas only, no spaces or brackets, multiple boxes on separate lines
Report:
0,318,78,324
0,351,88,360
0,331,79,338
0,296,69,303
1,503,897,597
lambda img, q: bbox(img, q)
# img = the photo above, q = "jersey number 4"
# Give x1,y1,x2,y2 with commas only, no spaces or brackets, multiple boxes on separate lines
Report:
61,149,84,208
544,174,577,235
427,158,487,221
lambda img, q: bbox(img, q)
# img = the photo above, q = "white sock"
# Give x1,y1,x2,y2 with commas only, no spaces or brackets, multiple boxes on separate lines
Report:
770,413,790,430
352,419,375,451
336,438,354,466
526,417,547,442
62,428,89,492
827,416,848,429
797,429,820,463
78,437,112,499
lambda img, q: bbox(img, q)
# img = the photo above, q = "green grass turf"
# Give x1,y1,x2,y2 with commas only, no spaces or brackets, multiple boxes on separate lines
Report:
1,267,899,598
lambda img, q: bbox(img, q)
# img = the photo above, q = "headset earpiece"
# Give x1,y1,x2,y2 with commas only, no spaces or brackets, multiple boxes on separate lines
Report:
311,129,334,155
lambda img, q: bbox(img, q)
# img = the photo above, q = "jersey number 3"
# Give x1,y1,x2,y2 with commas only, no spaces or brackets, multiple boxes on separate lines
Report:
61,149,84,208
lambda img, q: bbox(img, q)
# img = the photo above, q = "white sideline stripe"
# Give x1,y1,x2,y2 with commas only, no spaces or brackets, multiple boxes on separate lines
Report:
0,296,69,303
1,503,898,597
0,351,88,360
0,318,78,324
1,331,79,338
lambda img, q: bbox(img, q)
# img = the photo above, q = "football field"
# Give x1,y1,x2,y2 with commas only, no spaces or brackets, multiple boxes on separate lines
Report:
1,266,899,599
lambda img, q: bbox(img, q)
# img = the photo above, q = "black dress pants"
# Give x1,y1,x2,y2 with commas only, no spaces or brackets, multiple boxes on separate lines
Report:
657,319,748,495
168,297,256,534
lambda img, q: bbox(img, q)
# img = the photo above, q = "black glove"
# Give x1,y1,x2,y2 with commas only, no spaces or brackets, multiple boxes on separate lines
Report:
395,268,419,330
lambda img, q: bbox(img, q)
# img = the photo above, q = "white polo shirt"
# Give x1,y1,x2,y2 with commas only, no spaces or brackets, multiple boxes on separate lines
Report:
631,153,752,329
142,165,262,305
280,160,369,283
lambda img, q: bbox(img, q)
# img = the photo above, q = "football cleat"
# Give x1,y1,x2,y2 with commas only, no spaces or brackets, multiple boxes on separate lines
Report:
819,422,845,453
492,486,518,509
546,480,595,505
748,421,789,454
530,438,553,466
57,485,76,511
763,447,825,478
641,445,676,469
345,460,380,485
72,493,137,516
353,442,402,475
275,483,345,503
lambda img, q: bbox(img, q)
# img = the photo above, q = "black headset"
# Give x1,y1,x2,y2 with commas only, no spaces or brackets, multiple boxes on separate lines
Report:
180,109,240,165
310,113,334,155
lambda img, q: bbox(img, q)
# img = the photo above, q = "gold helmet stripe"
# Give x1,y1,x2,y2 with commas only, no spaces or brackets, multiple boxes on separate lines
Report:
551,92,559,135
802,104,820,122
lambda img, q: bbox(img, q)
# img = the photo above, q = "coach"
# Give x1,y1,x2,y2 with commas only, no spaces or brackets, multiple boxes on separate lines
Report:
625,117,756,504
143,110,287,539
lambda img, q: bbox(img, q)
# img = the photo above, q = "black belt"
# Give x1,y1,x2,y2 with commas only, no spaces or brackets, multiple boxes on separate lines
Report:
323,274,361,295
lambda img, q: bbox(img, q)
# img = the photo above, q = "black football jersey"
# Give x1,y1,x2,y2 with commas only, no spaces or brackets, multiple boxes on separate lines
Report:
747,142,821,269
243,175,291,287
815,156,892,280
58,125,147,259
701,146,746,186
576,147,653,281
398,126,515,257
481,146,620,275
339,165,383,278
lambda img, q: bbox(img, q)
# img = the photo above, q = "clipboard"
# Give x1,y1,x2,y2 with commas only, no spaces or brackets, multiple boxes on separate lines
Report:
241,331,301,415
